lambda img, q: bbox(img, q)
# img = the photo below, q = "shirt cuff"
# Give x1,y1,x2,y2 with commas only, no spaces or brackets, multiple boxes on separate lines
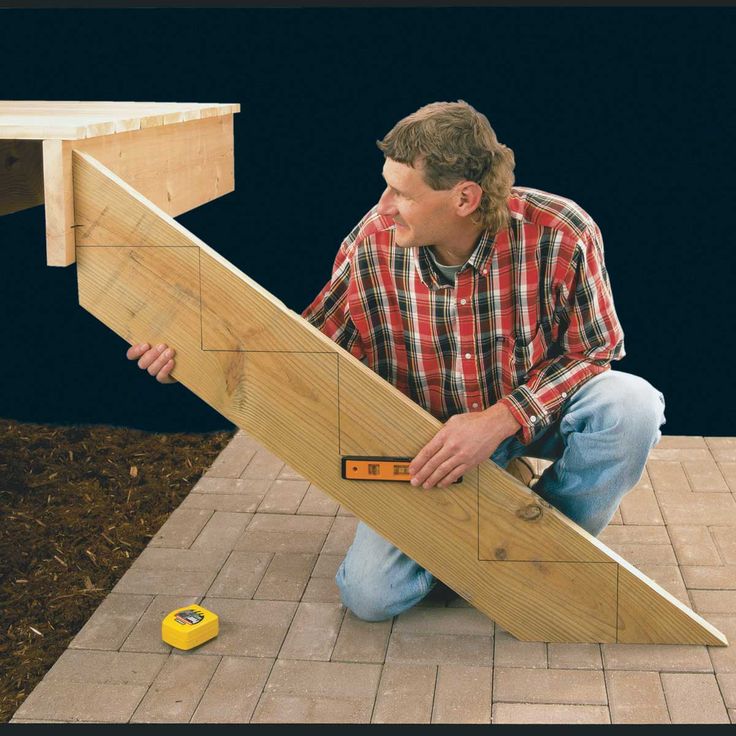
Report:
498,385,556,445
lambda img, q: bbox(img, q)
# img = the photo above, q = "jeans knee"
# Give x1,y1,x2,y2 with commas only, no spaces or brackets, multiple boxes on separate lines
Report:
335,547,434,622
579,372,665,445
335,566,394,622
615,377,666,446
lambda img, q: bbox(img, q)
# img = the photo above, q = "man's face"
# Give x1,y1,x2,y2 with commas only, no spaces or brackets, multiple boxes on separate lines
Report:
376,158,458,249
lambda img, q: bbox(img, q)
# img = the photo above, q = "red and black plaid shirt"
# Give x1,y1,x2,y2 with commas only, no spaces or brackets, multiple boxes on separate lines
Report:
302,187,625,444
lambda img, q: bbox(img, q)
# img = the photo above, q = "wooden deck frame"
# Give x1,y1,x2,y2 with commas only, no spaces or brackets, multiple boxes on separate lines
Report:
71,149,727,646
0,101,239,267
43,114,236,266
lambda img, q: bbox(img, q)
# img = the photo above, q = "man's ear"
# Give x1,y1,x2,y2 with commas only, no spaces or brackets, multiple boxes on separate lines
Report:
455,181,483,219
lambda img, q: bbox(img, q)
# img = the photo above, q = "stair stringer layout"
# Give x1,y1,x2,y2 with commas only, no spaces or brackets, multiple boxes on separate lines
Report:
71,150,727,646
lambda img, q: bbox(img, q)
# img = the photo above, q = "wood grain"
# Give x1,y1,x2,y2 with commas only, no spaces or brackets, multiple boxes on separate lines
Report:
72,149,728,645
42,140,74,265
48,114,235,266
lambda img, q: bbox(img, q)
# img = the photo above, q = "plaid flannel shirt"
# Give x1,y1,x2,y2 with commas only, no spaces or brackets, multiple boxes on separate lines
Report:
302,187,625,444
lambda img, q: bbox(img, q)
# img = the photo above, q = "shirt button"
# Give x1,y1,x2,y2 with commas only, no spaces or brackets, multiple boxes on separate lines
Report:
464,353,472,360
472,402,479,409
530,415,538,423
460,298,467,305
562,392,568,399
482,269,488,275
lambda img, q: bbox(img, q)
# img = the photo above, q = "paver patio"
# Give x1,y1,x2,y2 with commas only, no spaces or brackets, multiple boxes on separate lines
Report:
11,433,736,724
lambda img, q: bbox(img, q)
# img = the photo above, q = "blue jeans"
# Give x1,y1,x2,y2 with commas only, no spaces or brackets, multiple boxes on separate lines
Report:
335,370,666,622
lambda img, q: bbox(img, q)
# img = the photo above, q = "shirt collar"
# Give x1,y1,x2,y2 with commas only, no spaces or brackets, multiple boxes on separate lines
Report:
411,227,498,290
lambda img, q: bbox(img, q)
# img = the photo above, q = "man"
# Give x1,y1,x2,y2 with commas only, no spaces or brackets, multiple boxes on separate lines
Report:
127,100,666,622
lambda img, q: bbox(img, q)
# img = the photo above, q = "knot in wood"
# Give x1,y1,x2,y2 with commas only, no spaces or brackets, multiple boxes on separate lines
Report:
494,547,508,560
516,504,543,521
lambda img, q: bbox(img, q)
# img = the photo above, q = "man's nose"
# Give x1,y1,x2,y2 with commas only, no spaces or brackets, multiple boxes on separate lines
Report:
377,188,397,216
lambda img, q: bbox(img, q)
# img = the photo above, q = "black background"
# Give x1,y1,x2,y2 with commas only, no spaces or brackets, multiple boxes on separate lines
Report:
1,7,734,434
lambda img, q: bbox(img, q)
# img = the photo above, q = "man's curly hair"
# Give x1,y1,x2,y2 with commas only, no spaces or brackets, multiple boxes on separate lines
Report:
376,100,515,234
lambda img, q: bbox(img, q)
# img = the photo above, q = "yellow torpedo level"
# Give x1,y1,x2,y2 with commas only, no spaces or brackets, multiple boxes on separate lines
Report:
161,605,219,650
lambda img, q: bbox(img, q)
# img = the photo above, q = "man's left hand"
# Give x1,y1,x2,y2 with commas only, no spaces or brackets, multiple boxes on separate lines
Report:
409,403,522,489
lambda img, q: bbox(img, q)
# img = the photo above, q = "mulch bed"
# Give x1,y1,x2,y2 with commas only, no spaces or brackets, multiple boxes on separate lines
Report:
0,417,236,723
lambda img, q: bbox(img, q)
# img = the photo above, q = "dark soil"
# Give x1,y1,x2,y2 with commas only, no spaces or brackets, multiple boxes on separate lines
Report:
0,417,236,722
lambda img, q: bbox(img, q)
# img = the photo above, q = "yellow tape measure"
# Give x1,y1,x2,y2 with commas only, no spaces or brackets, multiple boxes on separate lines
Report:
161,604,219,650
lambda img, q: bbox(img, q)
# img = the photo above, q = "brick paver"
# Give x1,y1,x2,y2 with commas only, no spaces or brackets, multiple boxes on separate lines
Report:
68,593,152,651
706,437,736,463
668,525,722,565
193,475,271,497
278,601,344,660
253,552,316,601
681,565,736,590
683,460,730,493
297,484,340,516
240,448,284,480
492,703,610,724
647,461,692,494
13,680,150,723
619,470,665,525
191,511,253,550
720,462,736,492
13,432,736,724
207,550,273,599
547,643,602,670
713,527,736,564
204,433,259,478
252,660,381,723
386,631,494,667
494,627,547,668
130,653,220,723
196,597,297,657
257,479,310,514
191,657,274,723
301,575,342,603
658,492,736,526
235,513,332,554
148,508,213,548
332,612,392,664
661,673,730,723
321,516,360,555
112,567,217,597
605,670,669,724
493,667,607,705
708,615,736,673
432,665,492,723
372,664,436,723
717,673,736,709
601,643,713,672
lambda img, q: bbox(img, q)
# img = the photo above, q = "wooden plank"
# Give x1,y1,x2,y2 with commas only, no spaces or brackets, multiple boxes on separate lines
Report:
71,149,728,646
76,244,250,425
0,101,239,140
0,119,89,140
199,250,326,354
616,563,727,644
0,139,44,216
74,115,235,221
477,463,611,563
42,140,75,266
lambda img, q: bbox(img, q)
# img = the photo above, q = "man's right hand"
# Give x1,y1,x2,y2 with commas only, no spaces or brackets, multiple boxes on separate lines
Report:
126,343,177,384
